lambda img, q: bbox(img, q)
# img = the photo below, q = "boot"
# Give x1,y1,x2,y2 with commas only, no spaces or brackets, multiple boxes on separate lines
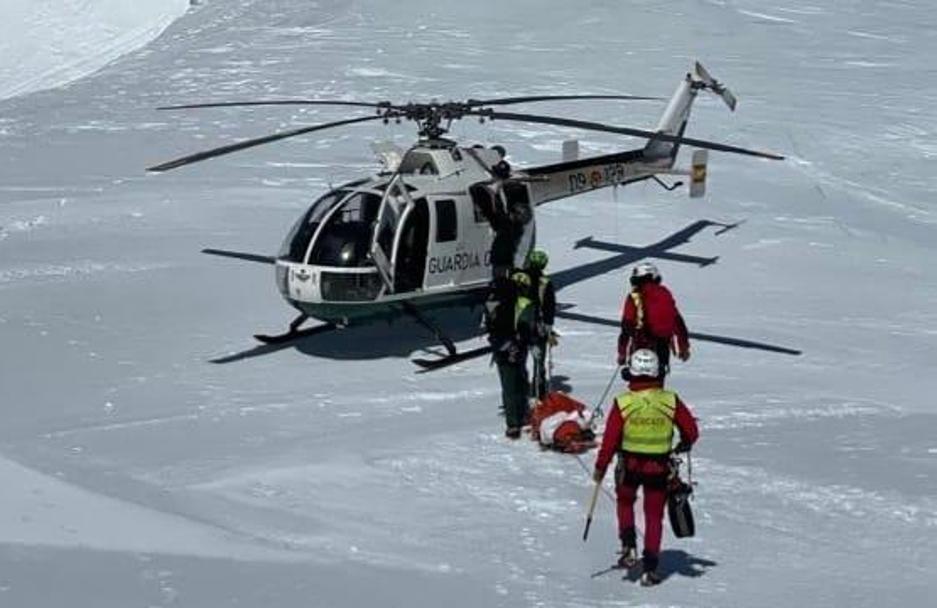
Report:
640,551,661,586
639,570,662,587
617,528,638,568
617,547,638,569
505,427,521,439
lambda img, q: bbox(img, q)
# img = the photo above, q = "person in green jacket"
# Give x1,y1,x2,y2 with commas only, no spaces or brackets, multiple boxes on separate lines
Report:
485,271,536,439
523,249,557,400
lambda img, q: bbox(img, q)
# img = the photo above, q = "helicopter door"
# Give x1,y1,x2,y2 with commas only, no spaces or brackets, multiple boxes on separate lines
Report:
424,197,463,290
370,175,414,292
394,198,429,293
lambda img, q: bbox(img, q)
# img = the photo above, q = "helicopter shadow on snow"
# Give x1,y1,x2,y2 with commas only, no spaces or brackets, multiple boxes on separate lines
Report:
211,306,487,365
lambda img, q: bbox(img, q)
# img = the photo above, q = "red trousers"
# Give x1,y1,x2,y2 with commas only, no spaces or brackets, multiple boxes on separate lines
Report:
617,476,667,556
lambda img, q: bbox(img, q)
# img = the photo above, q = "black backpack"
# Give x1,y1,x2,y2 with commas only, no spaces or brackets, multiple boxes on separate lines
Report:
667,459,696,538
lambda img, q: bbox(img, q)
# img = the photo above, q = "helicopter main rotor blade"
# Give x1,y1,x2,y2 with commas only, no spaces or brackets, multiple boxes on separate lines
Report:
470,110,785,161
147,114,386,172
158,100,394,111
468,94,662,106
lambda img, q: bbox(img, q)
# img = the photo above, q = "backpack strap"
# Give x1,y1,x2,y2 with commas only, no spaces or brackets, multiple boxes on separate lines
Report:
629,289,645,331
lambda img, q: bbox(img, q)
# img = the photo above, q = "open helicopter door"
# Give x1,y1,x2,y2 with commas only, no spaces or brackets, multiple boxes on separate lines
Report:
370,174,414,292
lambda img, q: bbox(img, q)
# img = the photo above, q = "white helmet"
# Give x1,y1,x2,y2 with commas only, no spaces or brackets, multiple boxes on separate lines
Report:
629,349,660,378
631,262,660,282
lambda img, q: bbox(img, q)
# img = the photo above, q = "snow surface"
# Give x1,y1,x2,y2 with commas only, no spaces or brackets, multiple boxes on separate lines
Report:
1,0,937,606
0,0,189,100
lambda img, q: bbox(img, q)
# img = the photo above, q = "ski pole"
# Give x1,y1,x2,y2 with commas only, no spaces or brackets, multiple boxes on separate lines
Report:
546,340,554,387
590,365,622,420
532,346,541,400
582,480,602,542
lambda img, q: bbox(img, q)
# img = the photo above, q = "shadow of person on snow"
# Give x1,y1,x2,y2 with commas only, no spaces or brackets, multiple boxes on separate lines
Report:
620,550,717,583
657,550,718,581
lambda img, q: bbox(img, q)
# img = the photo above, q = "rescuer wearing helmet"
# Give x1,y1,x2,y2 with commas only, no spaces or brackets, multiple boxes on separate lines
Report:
472,145,532,281
617,262,690,379
523,249,557,400
593,349,699,586
484,270,537,439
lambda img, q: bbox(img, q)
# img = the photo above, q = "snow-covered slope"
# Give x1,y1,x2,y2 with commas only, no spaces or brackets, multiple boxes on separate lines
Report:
1,0,936,606
0,0,189,100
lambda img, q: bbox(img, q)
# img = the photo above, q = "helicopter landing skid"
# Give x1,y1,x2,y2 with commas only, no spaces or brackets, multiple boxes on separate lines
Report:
401,302,457,357
412,345,493,373
254,314,336,345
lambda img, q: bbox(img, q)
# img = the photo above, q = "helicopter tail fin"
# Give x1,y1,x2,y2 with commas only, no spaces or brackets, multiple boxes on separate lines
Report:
643,62,736,162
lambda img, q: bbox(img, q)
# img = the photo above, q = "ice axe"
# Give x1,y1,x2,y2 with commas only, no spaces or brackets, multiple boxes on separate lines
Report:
582,480,602,542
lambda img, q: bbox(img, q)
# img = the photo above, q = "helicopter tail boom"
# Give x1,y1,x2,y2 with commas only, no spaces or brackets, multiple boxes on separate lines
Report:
644,62,737,163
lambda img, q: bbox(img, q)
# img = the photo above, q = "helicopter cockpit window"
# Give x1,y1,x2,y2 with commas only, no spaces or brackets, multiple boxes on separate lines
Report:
398,151,439,175
435,199,458,242
309,192,382,267
278,189,349,262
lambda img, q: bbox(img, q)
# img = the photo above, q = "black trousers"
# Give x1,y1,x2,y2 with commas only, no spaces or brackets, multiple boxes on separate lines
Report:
496,358,529,429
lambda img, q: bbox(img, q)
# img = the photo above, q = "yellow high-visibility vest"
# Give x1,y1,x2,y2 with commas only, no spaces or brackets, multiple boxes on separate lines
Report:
615,388,676,455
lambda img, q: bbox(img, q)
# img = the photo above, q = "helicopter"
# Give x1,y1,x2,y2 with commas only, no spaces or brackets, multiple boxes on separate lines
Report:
148,62,785,368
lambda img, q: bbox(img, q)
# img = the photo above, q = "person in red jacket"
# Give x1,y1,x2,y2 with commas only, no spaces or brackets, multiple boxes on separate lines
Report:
616,262,690,379
593,348,699,586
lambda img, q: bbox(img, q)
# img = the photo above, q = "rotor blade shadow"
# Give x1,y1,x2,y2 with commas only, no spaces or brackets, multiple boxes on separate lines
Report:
554,219,736,291
574,238,718,267
555,310,801,356
210,341,294,364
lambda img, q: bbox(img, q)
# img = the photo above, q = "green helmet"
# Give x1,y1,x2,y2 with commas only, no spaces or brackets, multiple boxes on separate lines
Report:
525,249,549,271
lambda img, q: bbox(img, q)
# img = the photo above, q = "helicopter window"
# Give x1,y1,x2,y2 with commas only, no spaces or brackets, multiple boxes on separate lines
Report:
278,189,349,262
309,192,382,267
398,152,439,175
470,183,495,224
435,199,458,242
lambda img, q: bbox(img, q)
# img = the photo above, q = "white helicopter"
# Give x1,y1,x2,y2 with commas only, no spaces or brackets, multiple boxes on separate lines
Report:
149,62,785,368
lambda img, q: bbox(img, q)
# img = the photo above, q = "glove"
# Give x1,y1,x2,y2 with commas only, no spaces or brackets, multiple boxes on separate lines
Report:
674,440,692,454
547,330,559,347
593,468,606,483
678,348,691,362
506,343,521,364
616,353,627,366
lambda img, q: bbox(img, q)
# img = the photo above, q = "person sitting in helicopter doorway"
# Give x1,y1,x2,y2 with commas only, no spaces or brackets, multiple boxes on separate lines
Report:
523,249,557,400
484,271,536,439
472,145,531,281
593,349,699,586
617,262,690,380
490,144,511,179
